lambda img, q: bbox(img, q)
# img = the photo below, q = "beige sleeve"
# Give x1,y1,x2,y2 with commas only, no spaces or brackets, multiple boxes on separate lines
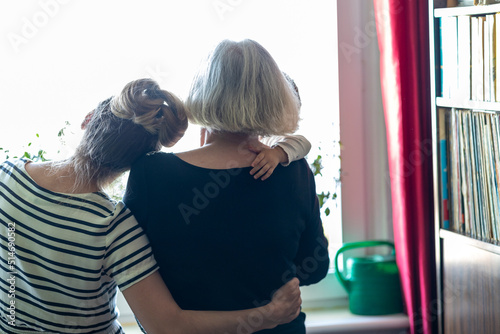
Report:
261,135,312,166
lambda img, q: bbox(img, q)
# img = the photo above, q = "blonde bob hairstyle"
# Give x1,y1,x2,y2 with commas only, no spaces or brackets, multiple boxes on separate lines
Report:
186,39,300,137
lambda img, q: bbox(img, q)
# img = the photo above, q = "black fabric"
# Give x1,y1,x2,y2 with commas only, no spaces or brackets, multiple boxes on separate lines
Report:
124,152,329,333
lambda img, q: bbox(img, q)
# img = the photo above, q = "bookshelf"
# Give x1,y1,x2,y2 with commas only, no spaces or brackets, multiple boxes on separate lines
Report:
435,4,500,17
429,1,500,333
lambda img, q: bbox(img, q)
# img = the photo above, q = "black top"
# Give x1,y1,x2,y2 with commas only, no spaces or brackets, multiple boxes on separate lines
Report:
123,152,329,333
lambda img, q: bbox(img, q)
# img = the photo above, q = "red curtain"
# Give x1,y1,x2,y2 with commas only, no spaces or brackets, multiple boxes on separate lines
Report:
373,1,436,334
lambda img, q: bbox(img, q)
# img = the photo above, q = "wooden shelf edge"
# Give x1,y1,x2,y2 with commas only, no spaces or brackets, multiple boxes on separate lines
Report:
439,229,500,254
435,4,500,17
436,97,500,111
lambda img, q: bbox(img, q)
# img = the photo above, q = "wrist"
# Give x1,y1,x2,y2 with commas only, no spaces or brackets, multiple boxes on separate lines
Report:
257,302,280,330
274,145,288,164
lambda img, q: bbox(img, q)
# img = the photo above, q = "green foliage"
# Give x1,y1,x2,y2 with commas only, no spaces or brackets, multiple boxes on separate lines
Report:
311,154,325,177
311,154,333,216
105,172,129,202
0,123,128,201
317,191,329,206
23,149,49,162
310,147,342,217
1,133,49,162
1,122,72,163
57,121,71,147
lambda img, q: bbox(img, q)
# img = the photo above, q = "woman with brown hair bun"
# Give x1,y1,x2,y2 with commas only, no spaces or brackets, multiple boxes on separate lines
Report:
0,78,301,334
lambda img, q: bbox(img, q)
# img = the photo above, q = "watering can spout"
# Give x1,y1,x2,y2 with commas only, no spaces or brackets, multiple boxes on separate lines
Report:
334,240,404,315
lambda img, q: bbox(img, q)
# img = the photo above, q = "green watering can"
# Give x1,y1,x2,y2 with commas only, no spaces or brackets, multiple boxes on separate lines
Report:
334,240,404,315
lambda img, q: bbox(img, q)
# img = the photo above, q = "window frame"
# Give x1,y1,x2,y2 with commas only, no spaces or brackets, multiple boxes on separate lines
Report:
301,0,393,309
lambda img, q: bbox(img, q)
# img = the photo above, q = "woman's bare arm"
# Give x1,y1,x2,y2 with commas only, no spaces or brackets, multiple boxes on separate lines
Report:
123,271,301,334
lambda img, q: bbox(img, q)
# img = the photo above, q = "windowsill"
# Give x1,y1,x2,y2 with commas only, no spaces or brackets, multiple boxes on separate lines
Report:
122,306,410,334
303,306,410,334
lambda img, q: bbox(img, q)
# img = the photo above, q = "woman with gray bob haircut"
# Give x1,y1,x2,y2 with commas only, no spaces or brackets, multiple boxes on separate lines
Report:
186,39,301,136
124,40,329,334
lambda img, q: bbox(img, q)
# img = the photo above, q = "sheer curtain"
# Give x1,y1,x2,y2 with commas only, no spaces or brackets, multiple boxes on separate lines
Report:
373,1,437,333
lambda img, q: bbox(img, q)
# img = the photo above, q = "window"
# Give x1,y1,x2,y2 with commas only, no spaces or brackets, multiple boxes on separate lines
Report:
0,0,391,317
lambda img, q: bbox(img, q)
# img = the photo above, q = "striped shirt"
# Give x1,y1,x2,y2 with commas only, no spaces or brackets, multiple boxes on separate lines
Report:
0,159,158,334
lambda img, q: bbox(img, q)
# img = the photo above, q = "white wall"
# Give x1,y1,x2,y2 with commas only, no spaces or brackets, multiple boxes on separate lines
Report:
337,0,393,245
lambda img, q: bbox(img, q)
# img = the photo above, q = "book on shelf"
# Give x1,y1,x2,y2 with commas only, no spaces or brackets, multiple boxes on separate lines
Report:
444,0,500,7
441,16,458,99
471,16,485,101
489,15,496,102
467,111,481,238
441,13,500,103
479,113,493,238
490,114,500,239
486,15,496,102
477,0,500,4
460,111,476,235
449,108,463,231
478,16,485,101
439,108,500,242
439,18,444,98
471,16,480,101
458,15,472,100
484,16,491,101
440,16,448,98
472,113,487,238
434,0,446,8
439,108,451,229
458,110,470,234
483,113,500,240
497,13,500,102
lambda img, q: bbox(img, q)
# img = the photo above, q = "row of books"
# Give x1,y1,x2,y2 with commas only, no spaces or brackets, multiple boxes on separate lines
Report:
440,13,499,102
440,107,500,243
438,0,500,7
462,0,500,5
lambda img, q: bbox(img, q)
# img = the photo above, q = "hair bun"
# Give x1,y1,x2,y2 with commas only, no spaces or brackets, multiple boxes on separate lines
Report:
111,78,188,146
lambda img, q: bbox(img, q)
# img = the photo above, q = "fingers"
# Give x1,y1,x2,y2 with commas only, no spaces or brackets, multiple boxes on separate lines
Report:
267,278,302,325
250,151,278,180
250,164,274,180
286,278,301,303
251,153,266,168
274,278,300,300
252,165,275,180
285,277,300,290
250,154,273,180
260,168,275,181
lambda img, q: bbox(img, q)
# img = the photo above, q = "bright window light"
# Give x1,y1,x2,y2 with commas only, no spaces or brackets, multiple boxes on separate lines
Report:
0,0,341,307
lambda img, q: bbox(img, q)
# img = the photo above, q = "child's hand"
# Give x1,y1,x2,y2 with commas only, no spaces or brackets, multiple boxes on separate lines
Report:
249,144,288,181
